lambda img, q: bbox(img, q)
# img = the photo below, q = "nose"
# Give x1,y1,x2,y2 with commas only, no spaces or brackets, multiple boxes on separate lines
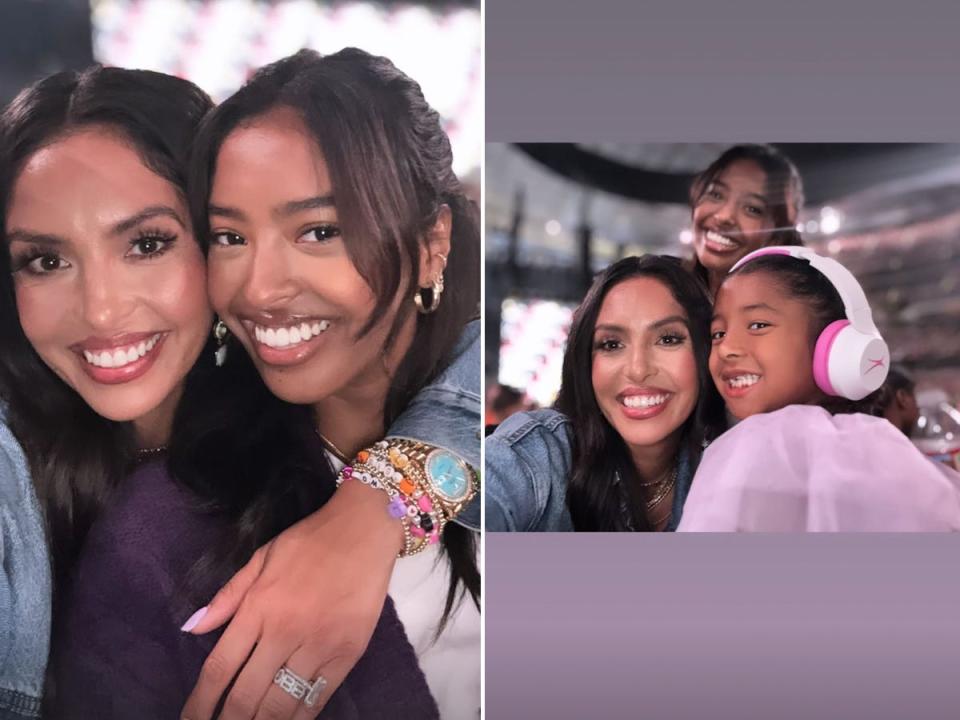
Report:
80,262,136,331
624,341,656,383
712,198,738,228
716,328,744,360
240,235,300,310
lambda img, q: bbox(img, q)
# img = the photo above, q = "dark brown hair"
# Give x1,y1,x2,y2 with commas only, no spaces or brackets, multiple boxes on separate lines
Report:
188,47,480,618
555,255,725,530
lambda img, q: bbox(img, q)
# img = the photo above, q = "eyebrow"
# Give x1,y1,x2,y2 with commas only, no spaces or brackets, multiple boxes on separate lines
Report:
110,205,186,236
594,315,689,334
209,195,336,222
6,229,65,247
708,180,768,206
712,302,781,321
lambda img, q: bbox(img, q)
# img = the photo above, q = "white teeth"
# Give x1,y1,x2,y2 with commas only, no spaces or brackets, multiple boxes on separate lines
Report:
622,394,668,409
706,230,737,248
81,333,162,369
728,374,761,389
254,321,330,349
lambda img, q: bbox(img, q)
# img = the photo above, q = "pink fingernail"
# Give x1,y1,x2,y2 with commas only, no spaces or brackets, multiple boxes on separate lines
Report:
180,606,208,632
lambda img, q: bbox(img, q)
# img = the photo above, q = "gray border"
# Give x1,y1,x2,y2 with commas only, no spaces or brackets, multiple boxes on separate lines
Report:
484,1,960,717
487,0,960,141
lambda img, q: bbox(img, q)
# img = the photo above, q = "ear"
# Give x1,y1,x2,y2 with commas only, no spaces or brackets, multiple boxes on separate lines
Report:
894,388,910,410
418,204,452,287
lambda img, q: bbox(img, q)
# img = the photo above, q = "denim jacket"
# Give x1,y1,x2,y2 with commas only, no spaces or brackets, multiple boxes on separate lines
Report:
387,320,481,531
485,408,694,531
0,406,50,720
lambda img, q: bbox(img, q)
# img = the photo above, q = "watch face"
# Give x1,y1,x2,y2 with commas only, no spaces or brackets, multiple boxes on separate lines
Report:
425,449,473,503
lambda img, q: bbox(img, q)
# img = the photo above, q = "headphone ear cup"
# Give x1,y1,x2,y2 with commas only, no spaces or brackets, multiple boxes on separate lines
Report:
814,321,890,401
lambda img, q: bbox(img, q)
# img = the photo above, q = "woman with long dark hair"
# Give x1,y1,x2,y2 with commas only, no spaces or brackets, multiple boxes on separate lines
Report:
486,255,724,531
0,53,479,719
182,47,482,718
688,143,805,296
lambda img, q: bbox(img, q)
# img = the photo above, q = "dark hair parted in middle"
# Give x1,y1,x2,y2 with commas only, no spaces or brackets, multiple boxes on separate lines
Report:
555,255,725,531
690,143,805,246
187,47,480,616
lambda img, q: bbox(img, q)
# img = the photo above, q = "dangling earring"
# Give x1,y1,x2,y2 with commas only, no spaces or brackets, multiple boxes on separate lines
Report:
213,319,229,367
415,252,447,315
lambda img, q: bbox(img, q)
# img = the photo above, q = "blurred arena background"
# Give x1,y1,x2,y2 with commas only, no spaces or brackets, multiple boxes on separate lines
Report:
485,143,960,465
0,0,481,181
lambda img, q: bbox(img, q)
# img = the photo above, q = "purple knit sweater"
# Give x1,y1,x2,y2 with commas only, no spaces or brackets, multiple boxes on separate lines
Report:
50,461,439,719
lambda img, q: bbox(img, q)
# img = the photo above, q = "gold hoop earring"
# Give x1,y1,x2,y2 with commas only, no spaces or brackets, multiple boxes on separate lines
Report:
414,273,444,314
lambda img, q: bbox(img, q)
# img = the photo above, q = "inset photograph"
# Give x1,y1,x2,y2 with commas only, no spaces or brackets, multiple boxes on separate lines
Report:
485,143,960,532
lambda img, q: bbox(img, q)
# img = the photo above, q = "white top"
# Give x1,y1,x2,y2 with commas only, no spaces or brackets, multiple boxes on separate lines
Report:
328,452,481,719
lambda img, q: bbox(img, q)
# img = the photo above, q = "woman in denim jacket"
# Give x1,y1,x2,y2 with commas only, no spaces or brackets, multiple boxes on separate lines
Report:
0,57,479,717
486,255,724,532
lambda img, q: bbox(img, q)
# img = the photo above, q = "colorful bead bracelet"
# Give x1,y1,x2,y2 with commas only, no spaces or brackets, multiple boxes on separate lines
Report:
337,439,478,557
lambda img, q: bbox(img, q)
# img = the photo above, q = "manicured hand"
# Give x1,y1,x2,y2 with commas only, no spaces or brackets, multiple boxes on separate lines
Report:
180,480,402,720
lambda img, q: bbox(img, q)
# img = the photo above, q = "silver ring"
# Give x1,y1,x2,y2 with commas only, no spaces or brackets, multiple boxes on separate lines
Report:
273,666,328,707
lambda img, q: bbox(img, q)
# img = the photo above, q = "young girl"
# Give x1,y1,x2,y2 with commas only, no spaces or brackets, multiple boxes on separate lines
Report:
689,144,805,297
485,255,725,532
678,247,960,531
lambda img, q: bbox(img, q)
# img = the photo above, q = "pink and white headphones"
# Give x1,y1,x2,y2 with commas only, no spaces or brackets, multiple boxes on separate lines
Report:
729,246,890,401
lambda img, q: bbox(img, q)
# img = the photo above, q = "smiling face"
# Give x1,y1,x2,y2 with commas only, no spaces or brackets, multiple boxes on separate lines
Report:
206,108,416,418
709,271,823,419
6,128,211,440
590,276,699,455
692,159,778,278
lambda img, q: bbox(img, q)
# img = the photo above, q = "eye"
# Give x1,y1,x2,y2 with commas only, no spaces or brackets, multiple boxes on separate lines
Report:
594,338,623,352
22,253,70,275
748,321,771,331
657,332,687,346
744,204,765,217
298,225,341,243
128,232,175,258
211,231,245,247
706,188,724,201
710,329,726,342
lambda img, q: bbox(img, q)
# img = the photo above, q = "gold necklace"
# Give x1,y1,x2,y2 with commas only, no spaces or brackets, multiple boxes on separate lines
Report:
315,428,350,464
644,465,677,509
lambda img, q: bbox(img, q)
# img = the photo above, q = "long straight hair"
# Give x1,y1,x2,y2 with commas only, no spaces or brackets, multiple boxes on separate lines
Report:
186,48,481,619
0,65,215,707
555,255,725,530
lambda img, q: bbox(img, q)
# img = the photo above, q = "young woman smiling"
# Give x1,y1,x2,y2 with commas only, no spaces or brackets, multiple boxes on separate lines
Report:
689,144,805,297
486,255,724,532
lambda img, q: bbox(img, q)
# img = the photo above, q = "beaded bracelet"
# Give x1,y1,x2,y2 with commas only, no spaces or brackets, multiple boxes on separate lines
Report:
337,439,478,557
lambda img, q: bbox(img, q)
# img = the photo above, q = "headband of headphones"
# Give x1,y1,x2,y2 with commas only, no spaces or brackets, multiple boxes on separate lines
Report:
729,246,879,336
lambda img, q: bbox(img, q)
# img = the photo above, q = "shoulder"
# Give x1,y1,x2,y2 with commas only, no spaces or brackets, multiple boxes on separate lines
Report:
0,406,32,507
429,320,480,397
488,408,572,450
485,410,574,531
